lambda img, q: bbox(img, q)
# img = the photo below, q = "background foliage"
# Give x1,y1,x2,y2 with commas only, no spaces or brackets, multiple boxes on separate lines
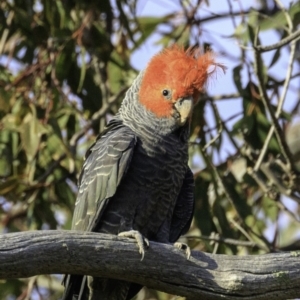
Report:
0,0,300,299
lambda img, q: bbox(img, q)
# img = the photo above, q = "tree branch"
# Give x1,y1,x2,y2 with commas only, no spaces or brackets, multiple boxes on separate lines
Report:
254,28,300,52
1,230,300,300
253,27,297,173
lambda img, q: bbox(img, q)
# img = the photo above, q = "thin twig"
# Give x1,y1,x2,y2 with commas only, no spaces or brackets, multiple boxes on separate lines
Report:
252,26,296,173
247,167,275,196
254,28,300,52
91,55,109,105
230,216,271,252
189,112,242,145
34,154,67,183
0,11,14,55
201,92,241,102
226,0,237,28
202,101,223,152
186,233,265,250
222,119,241,151
252,2,298,183
260,163,300,203
193,10,251,25
276,200,300,223
200,103,270,250
200,148,244,223
24,276,38,300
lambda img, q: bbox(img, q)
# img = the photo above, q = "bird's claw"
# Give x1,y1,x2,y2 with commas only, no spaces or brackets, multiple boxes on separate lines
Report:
118,230,149,261
174,242,191,259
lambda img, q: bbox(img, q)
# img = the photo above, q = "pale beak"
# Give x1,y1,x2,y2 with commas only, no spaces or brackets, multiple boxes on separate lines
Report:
174,96,193,125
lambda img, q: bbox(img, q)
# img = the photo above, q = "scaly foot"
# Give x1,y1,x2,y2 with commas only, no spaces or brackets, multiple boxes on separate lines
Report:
174,242,191,259
118,230,149,261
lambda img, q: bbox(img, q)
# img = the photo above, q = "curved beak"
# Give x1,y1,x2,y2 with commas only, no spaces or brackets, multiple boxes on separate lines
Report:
174,96,193,125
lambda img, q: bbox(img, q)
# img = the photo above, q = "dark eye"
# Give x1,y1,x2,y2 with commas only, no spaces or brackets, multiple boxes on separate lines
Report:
162,89,170,97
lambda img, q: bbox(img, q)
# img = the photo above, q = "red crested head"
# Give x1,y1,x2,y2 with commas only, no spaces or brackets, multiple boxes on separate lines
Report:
138,45,224,122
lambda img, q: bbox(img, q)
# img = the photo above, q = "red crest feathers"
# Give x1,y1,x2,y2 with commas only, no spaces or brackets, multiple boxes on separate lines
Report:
139,45,225,117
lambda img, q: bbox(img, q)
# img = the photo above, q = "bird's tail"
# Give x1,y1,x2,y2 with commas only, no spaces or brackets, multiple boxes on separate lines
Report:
61,274,87,300
61,274,142,300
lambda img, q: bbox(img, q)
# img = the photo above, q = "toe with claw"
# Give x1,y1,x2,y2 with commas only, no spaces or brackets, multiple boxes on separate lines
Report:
118,230,149,261
174,242,191,259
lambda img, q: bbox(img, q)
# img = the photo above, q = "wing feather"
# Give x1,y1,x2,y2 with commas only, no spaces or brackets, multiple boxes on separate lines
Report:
169,167,195,243
72,121,137,232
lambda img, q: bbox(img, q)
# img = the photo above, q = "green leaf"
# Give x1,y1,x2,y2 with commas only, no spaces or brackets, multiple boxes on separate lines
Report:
213,200,236,241
261,196,278,222
47,134,65,158
56,0,66,28
107,50,129,94
20,112,40,162
0,279,23,299
232,115,254,136
258,3,300,31
194,175,215,235
256,112,280,153
19,104,48,162
247,23,256,45
232,65,243,94
134,15,174,49
0,130,12,177
80,68,103,114
174,25,190,46
55,181,76,207
0,147,11,177
224,172,252,220
115,0,135,44
269,47,281,68
245,215,266,235
55,40,75,82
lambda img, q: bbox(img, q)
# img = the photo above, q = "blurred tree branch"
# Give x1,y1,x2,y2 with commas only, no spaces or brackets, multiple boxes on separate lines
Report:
254,28,300,52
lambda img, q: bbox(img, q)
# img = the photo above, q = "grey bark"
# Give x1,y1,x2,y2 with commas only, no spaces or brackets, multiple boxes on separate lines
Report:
0,230,299,300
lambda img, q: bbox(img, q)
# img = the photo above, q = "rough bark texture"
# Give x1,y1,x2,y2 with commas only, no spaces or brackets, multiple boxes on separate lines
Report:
0,230,299,300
